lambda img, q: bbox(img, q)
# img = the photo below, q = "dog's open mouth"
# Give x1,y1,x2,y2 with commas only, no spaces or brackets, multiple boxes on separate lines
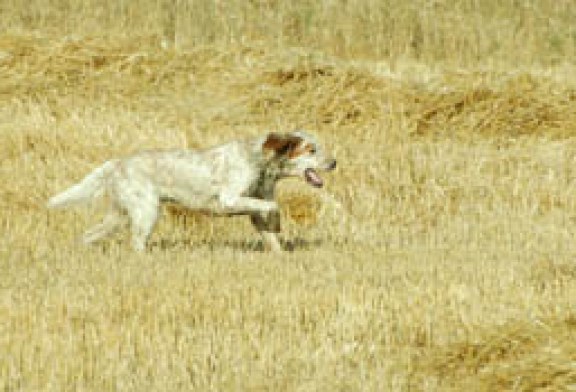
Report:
304,168,323,188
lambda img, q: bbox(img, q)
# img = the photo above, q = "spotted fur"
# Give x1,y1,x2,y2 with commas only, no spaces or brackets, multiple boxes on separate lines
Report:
47,131,336,252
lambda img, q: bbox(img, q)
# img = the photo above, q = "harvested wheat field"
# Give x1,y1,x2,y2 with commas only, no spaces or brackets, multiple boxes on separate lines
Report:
3,1,576,390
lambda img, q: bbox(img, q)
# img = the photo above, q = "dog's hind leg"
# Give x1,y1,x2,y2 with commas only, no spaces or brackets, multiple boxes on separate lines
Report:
125,200,159,252
112,178,160,252
83,207,126,245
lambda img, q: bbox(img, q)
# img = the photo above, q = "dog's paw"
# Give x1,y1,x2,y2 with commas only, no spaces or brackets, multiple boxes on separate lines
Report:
264,201,279,213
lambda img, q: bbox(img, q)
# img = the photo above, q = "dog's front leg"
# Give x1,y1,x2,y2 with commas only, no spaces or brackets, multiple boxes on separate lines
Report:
261,232,282,252
250,211,282,252
216,195,278,215
217,194,282,251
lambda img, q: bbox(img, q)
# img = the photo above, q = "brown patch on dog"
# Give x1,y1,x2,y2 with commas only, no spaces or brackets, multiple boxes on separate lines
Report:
287,141,316,159
263,133,303,157
302,143,316,154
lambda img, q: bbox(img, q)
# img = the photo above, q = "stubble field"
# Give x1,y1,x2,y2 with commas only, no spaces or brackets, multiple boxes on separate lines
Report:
2,1,576,390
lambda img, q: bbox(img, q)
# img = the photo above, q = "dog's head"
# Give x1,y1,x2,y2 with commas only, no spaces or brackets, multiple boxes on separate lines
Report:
262,131,336,188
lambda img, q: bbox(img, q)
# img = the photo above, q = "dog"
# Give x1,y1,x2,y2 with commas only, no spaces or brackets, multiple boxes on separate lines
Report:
47,131,336,252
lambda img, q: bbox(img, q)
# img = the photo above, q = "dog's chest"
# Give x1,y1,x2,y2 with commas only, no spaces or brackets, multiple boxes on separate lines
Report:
246,168,277,199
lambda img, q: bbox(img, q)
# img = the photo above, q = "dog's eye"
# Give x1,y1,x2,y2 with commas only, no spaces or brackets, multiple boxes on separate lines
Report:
310,147,316,154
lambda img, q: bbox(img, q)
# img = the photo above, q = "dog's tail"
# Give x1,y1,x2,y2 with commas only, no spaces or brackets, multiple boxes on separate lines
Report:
47,160,118,209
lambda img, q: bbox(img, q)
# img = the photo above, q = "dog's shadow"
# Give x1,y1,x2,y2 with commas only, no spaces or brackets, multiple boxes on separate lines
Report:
149,236,324,252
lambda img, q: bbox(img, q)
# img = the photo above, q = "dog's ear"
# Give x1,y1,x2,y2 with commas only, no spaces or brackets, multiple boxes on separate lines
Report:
263,133,302,157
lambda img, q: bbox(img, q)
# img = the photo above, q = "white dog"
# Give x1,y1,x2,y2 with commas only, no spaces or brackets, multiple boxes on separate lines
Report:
47,131,336,251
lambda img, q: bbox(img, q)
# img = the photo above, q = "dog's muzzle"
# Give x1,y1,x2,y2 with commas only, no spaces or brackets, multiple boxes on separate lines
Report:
304,159,337,188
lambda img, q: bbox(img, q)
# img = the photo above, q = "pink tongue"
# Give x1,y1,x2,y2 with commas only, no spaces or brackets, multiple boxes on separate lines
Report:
305,168,323,187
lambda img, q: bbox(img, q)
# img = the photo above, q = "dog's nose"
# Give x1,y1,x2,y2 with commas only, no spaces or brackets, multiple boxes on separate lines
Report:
327,159,337,171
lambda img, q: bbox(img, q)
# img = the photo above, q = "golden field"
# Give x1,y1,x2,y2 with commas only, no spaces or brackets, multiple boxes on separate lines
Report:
2,1,576,390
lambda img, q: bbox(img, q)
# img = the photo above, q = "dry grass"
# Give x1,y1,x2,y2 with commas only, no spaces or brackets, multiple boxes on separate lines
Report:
3,1,576,391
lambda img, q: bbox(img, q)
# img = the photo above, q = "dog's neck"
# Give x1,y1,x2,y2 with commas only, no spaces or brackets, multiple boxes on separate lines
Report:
248,159,285,200
245,139,285,199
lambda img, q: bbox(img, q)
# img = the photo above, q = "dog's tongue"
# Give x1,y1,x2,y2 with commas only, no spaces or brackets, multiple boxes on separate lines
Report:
305,168,323,188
